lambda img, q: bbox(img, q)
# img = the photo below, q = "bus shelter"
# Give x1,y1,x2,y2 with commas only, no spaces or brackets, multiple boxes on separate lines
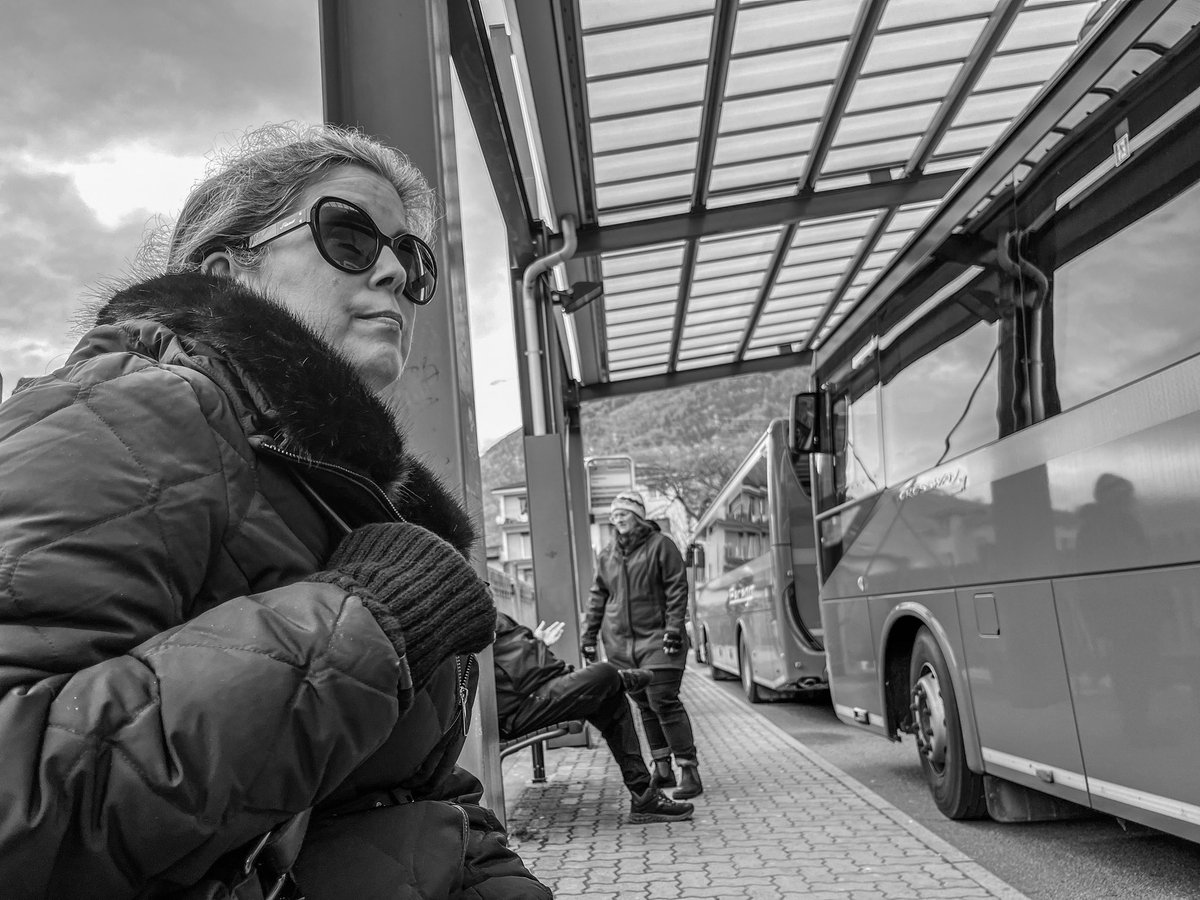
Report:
315,0,1176,812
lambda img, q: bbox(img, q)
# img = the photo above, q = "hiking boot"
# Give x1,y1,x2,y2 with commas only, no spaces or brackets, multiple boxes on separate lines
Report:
649,758,676,789
673,763,703,800
629,787,694,824
618,667,653,692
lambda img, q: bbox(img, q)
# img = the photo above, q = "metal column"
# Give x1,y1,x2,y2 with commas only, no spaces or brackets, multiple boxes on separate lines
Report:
319,0,500,808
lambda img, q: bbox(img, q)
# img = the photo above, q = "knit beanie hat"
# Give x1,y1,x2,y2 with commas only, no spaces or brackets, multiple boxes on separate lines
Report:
609,490,646,520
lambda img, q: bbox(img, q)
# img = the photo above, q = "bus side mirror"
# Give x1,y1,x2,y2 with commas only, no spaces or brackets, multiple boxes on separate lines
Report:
685,543,705,568
789,391,828,455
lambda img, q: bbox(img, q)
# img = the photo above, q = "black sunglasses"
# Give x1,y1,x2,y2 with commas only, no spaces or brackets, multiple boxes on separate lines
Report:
246,196,437,305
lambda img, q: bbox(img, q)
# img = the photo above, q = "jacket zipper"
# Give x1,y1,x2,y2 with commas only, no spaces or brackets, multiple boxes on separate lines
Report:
256,440,404,523
456,655,473,735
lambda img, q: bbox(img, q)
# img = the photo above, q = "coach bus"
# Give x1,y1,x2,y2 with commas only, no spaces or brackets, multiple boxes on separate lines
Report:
685,419,827,702
791,9,1200,843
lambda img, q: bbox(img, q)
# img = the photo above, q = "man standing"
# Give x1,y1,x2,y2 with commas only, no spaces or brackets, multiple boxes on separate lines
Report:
493,613,693,823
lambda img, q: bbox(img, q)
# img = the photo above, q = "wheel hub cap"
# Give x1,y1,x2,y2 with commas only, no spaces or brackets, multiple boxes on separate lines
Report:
912,664,948,770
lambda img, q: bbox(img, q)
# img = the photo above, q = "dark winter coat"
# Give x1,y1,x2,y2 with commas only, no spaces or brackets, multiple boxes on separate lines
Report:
0,273,543,899
583,522,689,670
491,613,568,733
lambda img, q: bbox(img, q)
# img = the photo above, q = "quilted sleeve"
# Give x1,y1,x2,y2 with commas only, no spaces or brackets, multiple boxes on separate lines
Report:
0,360,402,897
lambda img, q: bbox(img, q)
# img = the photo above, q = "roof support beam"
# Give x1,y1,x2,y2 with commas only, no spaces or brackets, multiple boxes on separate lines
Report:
800,0,889,190
692,0,739,208
734,224,796,361
667,239,699,371
905,0,1025,175
579,351,812,402
569,169,964,256
821,0,1178,362
802,209,894,351
447,0,536,261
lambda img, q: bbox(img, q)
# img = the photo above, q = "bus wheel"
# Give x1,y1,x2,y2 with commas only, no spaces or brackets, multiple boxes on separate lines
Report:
909,627,986,819
739,633,763,704
706,630,736,681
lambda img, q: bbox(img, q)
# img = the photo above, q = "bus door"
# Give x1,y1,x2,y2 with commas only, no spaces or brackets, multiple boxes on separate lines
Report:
728,449,778,685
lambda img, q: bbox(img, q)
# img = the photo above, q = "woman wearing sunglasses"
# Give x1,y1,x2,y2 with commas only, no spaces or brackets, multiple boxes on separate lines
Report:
0,123,549,900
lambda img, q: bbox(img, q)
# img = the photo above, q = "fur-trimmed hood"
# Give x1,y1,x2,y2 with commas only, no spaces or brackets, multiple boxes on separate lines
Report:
90,271,476,554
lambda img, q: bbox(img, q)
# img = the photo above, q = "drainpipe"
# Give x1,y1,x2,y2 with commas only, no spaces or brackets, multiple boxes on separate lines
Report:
520,215,577,435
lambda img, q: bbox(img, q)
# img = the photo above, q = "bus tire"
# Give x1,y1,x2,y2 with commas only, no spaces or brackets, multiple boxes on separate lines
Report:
706,630,736,681
909,627,986,819
739,632,763,704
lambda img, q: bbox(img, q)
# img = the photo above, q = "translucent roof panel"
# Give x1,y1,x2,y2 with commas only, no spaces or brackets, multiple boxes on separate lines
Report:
878,0,999,31
587,66,708,119
590,107,703,154
712,122,820,167
582,17,713,79
861,19,987,76
719,84,832,133
731,0,862,54
578,0,714,31
725,43,845,97
525,0,1174,389
593,143,700,184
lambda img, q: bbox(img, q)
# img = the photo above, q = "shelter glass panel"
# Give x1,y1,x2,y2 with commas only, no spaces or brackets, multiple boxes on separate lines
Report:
847,63,962,113
583,18,714,78
861,20,985,75
713,122,819,166
601,246,686,277
707,185,799,207
832,103,940,148
578,0,714,30
725,43,845,97
720,84,831,132
995,3,1094,54
878,0,998,30
593,143,700,183
974,45,1077,92
731,0,861,54
709,156,806,192
822,135,921,175
598,202,692,226
590,107,703,153
596,172,695,209
587,66,708,118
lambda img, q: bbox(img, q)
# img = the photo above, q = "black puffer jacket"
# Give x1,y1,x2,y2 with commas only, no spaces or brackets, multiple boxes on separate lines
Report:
583,522,689,670
491,613,567,736
0,273,542,899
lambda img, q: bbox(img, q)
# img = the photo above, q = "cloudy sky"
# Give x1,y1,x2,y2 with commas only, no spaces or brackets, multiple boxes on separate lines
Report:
0,0,520,451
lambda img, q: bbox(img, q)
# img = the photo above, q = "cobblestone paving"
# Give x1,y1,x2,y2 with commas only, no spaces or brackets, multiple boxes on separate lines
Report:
506,670,1029,900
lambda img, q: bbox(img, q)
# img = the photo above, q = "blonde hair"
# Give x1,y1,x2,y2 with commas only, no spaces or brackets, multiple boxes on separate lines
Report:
157,122,436,273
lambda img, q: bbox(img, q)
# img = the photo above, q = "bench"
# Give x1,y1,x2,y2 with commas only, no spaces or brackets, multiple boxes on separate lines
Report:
498,720,586,783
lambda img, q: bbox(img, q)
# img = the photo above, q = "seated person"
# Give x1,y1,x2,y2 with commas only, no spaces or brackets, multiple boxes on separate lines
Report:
493,612,694,824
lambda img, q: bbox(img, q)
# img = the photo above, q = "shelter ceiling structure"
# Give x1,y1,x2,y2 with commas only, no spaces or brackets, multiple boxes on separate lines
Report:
448,0,1153,404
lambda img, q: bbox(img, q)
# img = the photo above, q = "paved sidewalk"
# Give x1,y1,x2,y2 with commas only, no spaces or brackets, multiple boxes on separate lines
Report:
502,668,1028,900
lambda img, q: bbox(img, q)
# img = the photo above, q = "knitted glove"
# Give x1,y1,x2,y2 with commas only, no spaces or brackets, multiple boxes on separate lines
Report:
580,641,598,664
662,629,683,657
312,522,496,694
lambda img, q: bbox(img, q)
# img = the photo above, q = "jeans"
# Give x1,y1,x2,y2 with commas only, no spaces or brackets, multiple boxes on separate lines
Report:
503,662,652,795
628,667,697,765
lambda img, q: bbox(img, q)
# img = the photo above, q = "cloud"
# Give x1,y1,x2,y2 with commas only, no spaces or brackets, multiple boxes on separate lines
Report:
0,0,322,162
0,163,149,390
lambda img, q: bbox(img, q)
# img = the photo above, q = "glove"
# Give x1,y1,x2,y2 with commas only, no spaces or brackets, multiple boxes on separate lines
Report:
580,641,598,664
663,629,683,657
312,522,496,694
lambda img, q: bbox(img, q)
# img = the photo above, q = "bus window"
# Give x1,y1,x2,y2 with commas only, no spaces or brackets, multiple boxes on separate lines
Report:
1046,177,1200,413
714,451,769,575
833,382,884,505
880,299,1009,483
